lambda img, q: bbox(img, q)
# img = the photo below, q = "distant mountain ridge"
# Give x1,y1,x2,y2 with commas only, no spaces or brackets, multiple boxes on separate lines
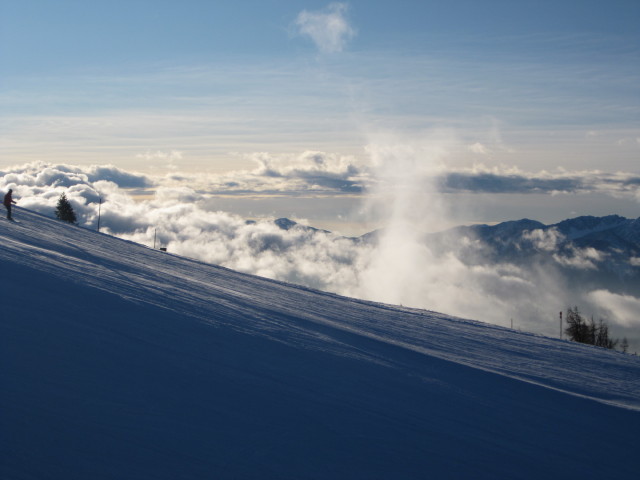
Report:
274,214,640,255
554,215,634,241
273,217,329,234
437,215,640,256
423,215,640,296
274,214,640,297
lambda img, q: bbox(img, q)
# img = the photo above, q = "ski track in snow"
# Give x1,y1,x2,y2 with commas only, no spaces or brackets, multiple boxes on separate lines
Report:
1,207,639,479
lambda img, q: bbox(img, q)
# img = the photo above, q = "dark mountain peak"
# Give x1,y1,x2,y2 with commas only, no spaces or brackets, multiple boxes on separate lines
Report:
274,217,330,235
274,218,297,231
492,218,546,234
451,218,545,241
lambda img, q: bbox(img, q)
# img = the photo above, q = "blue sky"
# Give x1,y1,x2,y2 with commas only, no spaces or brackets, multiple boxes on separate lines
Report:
1,0,639,230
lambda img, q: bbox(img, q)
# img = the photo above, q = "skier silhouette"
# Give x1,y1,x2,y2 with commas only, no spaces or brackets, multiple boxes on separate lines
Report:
4,189,17,220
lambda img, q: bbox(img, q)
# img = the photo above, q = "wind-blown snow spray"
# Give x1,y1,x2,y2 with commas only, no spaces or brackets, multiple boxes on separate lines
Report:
352,133,587,340
357,132,453,307
355,132,560,334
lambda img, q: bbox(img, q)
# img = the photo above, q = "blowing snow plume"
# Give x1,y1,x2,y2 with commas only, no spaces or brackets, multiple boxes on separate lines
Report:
357,133,452,307
354,132,526,325
353,134,638,346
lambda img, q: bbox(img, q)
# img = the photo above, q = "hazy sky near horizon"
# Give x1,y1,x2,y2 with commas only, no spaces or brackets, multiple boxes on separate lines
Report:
1,0,639,230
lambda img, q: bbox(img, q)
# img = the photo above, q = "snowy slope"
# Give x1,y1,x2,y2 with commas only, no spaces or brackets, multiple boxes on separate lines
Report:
1,207,639,479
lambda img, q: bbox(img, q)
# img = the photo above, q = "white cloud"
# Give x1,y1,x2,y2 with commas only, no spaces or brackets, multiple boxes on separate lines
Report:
587,290,640,328
163,151,368,196
468,142,489,155
522,227,564,251
552,246,605,270
294,3,356,53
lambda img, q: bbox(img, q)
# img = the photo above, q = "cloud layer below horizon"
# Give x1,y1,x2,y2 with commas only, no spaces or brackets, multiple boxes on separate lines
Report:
54,148,639,200
2,159,639,349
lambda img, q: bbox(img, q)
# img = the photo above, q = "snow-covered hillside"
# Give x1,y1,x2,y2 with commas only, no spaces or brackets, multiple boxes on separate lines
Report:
1,208,639,479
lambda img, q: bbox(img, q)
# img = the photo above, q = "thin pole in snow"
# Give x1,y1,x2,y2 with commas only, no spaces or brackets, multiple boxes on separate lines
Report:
153,228,157,249
559,311,563,340
510,318,513,329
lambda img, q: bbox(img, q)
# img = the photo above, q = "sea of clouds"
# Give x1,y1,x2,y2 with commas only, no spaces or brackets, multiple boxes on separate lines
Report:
2,152,639,349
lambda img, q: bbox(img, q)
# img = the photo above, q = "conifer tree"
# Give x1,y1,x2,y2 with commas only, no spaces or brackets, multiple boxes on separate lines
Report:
55,193,77,224
565,307,587,343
